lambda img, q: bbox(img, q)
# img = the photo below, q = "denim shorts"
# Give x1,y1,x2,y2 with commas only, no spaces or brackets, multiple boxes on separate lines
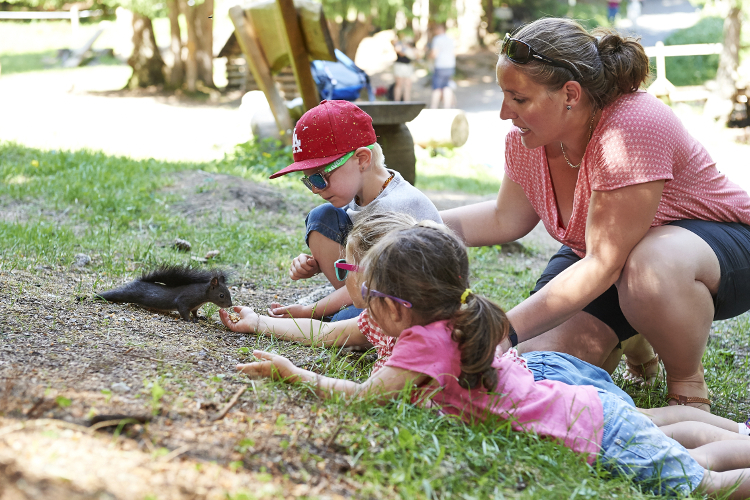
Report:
523,351,635,407
432,67,455,89
305,203,352,247
598,390,705,496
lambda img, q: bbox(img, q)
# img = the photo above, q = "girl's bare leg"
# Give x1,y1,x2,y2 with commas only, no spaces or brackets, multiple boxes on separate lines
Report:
641,405,742,432
659,422,750,449
617,226,721,411
698,469,750,499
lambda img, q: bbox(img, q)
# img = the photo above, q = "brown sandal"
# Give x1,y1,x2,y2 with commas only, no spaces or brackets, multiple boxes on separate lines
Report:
666,393,712,408
624,354,662,386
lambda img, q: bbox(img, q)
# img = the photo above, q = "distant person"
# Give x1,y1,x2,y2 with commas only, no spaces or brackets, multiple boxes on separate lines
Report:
429,24,456,109
392,33,416,102
607,0,621,24
265,100,442,322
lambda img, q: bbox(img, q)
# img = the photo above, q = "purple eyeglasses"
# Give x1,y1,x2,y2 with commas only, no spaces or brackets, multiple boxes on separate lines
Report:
361,283,412,308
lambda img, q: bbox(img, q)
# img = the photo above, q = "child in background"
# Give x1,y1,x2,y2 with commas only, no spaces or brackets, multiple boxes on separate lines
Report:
239,224,750,498
266,100,441,322
220,211,416,375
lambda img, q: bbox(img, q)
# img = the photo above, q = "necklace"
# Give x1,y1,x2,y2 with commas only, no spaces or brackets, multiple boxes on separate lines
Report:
560,112,596,169
355,172,395,205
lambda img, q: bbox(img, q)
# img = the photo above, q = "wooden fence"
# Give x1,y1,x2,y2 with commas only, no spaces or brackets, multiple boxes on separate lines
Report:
645,41,724,101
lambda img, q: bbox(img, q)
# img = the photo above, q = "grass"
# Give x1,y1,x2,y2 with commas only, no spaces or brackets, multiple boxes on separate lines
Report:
3,139,750,498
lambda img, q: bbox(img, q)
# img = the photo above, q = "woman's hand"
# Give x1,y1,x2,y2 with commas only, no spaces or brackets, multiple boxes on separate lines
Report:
267,302,312,319
289,253,319,281
219,306,260,333
237,350,298,380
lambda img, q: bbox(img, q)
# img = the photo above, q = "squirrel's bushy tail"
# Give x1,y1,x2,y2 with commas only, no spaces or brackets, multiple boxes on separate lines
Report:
140,264,225,286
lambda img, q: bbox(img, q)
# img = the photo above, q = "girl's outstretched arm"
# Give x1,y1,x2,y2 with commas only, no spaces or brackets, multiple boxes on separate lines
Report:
238,350,429,403
220,306,368,347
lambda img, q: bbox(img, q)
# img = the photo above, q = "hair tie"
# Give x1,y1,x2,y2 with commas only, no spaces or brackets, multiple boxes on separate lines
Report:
460,288,472,304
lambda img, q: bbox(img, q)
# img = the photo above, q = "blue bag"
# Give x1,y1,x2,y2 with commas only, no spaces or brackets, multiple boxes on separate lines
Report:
311,49,374,101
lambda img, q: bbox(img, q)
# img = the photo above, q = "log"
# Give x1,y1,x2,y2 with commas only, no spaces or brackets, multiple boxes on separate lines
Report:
405,109,469,148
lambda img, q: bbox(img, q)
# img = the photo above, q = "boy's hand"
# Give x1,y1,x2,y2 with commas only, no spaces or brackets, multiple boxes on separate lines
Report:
219,306,260,332
237,350,298,380
290,253,319,281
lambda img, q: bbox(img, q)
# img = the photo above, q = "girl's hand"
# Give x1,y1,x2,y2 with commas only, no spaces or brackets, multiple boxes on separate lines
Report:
290,253,320,281
219,306,260,333
237,350,298,380
267,302,311,319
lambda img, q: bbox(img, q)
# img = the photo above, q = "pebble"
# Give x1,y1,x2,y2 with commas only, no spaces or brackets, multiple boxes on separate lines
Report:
111,382,131,393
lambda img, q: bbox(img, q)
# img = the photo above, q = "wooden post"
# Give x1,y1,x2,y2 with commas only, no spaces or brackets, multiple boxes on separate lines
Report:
229,5,293,144
71,5,80,36
276,0,319,111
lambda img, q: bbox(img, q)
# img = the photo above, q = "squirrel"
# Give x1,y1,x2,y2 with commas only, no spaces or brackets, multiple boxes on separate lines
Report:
95,265,233,321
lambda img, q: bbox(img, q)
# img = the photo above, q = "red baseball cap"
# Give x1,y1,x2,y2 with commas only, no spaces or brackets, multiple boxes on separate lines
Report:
269,100,377,179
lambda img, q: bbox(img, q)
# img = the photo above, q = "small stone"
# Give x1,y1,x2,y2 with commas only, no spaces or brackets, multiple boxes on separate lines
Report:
71,253,91,269
172,238,192,252
205,250,220,259
111,382,131,393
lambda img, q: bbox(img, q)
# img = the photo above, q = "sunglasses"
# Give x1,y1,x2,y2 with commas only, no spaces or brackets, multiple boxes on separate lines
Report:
300,144,375,192
501,33,578,77
361,282,412,309
334,258,360,281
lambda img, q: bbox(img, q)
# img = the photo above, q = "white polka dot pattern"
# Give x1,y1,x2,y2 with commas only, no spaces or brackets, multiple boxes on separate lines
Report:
505,92,750,257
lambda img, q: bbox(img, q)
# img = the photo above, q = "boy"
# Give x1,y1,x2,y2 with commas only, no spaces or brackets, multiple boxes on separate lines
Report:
267,100,441,321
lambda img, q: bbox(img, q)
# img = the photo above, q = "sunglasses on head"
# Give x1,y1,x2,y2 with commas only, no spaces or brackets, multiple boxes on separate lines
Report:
334,258,360,281
300,144,375,192
361,282,412,309
501,33,578,78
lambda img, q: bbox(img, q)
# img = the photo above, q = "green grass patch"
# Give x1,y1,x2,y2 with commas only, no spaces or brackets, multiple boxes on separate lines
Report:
2,140,750,498
660,16,724,86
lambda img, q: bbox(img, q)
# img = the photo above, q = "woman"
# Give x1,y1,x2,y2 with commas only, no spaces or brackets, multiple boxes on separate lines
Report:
441,18,750,411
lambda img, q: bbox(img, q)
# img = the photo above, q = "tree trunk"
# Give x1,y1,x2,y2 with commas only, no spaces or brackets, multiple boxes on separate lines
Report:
166,0,184,89
181,0,198,92
195,0,215,88
126,12,165,89
337,14,372,60
706,3,741,123
716,5,740,100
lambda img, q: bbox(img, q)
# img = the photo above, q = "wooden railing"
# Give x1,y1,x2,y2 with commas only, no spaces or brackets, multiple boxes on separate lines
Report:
0,8,104,35
645,41,724,100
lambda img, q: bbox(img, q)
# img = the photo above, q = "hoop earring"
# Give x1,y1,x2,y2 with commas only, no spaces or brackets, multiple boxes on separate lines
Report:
566,105,572,110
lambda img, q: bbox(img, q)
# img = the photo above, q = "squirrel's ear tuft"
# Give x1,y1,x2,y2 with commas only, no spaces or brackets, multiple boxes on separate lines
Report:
210,277,219,287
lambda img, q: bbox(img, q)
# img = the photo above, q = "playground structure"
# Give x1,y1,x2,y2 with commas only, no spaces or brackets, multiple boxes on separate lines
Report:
227,0,425,184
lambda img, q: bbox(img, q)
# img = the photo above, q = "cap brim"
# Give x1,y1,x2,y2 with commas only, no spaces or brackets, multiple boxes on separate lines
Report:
269,151,349,179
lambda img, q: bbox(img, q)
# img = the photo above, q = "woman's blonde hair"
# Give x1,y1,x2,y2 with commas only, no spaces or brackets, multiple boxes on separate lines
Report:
499,18,650,109
361,222,509,391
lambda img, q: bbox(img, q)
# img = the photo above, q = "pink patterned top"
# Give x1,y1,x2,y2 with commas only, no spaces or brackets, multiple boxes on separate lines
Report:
385,321,603,462
505,91,750,257
357,309,396,374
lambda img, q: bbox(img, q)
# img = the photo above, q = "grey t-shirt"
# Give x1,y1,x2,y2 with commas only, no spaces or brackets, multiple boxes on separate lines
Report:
346,169,442,225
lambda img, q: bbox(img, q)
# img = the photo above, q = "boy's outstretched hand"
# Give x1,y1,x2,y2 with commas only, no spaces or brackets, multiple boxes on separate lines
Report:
237,351,298,380
289,253,320,281
219,306,260,333
267,302,310,318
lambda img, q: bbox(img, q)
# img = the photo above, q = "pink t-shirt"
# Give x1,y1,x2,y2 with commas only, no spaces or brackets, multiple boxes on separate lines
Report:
357,309,395,374
505,91,750,257
385,321,604,462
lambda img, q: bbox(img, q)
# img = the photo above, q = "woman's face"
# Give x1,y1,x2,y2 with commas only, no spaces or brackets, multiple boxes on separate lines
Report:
496,58,566,150
344,245,366,309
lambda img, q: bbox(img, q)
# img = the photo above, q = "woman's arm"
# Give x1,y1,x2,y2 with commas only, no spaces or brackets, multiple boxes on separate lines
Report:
440,174,540,247
220,306,368,347
507,180,665,341
238,350,429,403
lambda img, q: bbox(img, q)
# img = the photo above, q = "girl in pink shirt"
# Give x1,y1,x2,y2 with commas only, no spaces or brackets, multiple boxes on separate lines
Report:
239,224,750,498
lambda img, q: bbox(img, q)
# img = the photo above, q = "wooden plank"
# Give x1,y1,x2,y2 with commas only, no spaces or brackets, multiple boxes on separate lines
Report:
645,43,723,57
276,0,319,111
62,23,106,68
229,5,293,144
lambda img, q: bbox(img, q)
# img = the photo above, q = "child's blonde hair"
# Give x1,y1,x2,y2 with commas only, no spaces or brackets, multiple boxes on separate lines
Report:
346,209,417,260
370,143,386,170
361,223,509,391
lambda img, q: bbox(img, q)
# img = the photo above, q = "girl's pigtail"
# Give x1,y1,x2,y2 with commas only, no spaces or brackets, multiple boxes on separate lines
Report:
451,294,509,391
